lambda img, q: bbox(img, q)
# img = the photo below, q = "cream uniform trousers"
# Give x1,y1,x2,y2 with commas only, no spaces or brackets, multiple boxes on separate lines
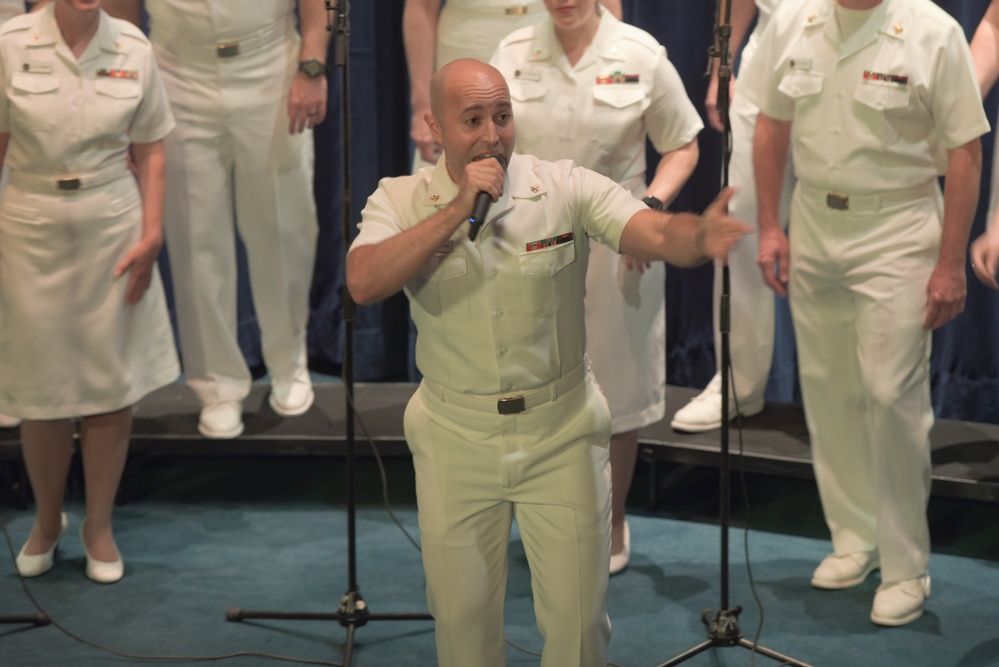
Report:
404,374,613,667
789,186,937,583
152,19,318,406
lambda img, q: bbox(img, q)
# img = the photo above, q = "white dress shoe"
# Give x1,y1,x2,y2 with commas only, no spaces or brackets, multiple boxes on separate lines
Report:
670,374,764,433
16,512,68,577
269,378,315,417
609,520,630,575
0,411,21,428
811,550,880,589
871,574,930,626
198,401,244,439
81,520,124,584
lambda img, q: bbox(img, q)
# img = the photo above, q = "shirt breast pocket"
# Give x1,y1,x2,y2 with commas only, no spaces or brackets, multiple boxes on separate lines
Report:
518,242,576,317
853,80,913,146
777,70,824,137
509,81,548,149
416,253,469,321
9,74,60,132
93,78,142,136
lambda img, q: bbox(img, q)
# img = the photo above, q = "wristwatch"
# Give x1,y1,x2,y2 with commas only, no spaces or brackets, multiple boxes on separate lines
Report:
642,195,664,211
298,59,328,78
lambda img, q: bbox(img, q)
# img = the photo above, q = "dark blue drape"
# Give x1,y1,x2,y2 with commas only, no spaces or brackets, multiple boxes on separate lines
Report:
214,0,999,423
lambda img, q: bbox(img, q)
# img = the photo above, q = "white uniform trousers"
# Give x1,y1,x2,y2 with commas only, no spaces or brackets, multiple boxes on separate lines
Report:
154,21,318,406
788,186,936,583
404,374,612,667
710,86,794,405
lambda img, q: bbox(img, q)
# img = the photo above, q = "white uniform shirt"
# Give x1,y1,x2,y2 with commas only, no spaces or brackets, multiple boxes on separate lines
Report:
492,12,702,195
0,6,175,176
352,152,645,396
145,0,293,43
742,0,989,195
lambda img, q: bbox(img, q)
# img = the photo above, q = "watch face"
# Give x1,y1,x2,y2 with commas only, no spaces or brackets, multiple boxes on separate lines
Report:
301,60,324,77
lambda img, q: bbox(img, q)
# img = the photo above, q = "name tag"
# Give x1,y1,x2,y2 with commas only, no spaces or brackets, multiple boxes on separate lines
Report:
22,61,53,74
514,68,541,82
789,58,812,71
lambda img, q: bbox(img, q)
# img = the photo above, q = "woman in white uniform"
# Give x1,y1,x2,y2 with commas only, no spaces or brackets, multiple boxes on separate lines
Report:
492,0,702,573
0,0,27,430
0,0,178,583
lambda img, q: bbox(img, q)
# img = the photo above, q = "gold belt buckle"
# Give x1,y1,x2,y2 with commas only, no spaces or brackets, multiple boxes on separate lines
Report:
505,6,529,15
497,395,526,415
57,178,81,191
826,192,849,210
217,41,240,58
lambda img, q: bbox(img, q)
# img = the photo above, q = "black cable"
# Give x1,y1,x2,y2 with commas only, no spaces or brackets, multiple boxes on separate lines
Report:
729,370,769,667
0,511,344,666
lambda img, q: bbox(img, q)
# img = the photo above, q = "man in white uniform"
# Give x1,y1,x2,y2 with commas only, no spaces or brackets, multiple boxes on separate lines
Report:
347,59,749,667
746,0,988,626
672,0,794,433
107,0,328,439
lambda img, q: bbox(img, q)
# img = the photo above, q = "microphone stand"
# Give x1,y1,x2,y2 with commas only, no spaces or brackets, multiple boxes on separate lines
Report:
224,3,432,664
656,2,811,665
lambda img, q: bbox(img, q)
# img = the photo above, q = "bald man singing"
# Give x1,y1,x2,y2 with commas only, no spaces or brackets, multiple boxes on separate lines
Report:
347,59,750,667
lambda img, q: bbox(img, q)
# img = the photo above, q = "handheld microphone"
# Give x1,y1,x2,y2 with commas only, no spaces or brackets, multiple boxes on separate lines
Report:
468,154,507,241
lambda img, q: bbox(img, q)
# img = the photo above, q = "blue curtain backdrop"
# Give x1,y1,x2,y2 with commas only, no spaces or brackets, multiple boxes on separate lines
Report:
205,0,999,424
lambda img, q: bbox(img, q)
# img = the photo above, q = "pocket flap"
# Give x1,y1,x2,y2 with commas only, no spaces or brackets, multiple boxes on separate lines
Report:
591,86,644,109
519,242,576,277
95,78,140,99
777,71,824,99
509,81,548,103
853,80,910,111
11,73,59,94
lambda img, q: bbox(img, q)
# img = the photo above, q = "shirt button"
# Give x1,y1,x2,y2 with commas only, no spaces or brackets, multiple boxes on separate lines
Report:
489,269,497,279
495,309,503,318
504,384,514,392
499,347,508,356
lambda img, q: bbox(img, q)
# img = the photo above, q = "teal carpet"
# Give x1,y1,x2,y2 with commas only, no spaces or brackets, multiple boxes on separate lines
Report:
1,458,997,667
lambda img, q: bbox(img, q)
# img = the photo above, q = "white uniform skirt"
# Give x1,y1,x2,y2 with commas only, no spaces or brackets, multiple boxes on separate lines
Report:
0,175,179,420
584,240,666,434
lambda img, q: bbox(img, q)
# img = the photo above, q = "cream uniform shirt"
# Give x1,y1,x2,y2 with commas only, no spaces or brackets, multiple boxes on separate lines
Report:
492,11,702,196
0,6,174,177
352,153,645,396
742,0,989,196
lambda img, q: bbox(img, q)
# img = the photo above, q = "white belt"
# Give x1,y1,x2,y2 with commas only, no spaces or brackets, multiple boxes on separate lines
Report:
10,161,131,194
422,363,586,415
798,180,938,213
152,16,291,59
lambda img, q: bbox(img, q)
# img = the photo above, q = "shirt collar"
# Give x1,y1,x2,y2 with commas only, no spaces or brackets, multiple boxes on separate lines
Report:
525,9,622,68
818,0,896,60
27,5,125,63
422,152,548,209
